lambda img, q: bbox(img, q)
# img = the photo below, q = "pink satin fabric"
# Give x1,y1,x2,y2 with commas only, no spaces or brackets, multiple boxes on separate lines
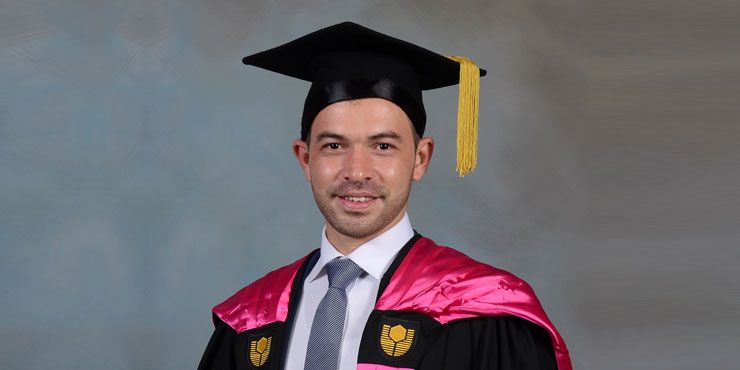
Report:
212,237,571,370
375,237,572,370
356,364,413,370
213,255,308,333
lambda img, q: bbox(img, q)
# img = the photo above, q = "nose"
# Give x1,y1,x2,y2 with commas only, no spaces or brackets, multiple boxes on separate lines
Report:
342,147,373,182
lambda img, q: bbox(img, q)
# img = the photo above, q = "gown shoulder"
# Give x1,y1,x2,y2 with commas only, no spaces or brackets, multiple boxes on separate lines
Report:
419,315,558,370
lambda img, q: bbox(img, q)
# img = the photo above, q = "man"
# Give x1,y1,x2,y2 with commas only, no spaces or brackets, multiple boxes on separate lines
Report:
198,22,571,370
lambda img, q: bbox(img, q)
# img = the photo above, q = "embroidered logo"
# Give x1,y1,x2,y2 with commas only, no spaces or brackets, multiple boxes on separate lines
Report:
248,336,271,367
379,320,417,358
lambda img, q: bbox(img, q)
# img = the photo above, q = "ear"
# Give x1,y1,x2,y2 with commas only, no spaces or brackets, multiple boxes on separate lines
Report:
292,139,311,182
412,136,434,181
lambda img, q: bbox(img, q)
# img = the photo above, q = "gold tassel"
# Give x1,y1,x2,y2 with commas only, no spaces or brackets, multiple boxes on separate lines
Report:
447,55,480,177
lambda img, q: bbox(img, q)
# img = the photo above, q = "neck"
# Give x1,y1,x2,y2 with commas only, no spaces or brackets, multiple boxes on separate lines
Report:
325,210,407,255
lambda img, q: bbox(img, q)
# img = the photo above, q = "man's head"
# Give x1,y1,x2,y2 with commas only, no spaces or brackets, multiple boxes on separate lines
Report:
243,22,485,246
293,98,433,243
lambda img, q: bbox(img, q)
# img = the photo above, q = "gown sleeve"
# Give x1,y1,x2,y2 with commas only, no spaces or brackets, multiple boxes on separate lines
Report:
418,316,558,370
197,316,238,370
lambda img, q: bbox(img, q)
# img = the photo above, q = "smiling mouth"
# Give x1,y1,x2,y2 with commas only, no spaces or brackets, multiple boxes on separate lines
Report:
340,196,376,202
336,195,380,210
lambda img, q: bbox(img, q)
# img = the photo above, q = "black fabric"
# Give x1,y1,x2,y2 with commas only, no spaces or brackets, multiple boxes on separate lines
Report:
278,249,319,368
198,317,236,370
357,309,556,370
357,309,440,367
198,251,319,370
241,22,486,89
241,21,487,140
302,76,426,140
198,234,556,370
417,316,557,370
375,231,421,302
199,314,556,370
198,319,287,370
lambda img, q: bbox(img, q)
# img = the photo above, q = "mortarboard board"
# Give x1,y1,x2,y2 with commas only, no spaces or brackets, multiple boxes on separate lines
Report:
242,21,485,177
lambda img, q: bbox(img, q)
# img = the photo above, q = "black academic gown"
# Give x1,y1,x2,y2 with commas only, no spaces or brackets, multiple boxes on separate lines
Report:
198,234,569,370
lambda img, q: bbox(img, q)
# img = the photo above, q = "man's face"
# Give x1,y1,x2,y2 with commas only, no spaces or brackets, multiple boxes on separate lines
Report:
293,98,433,241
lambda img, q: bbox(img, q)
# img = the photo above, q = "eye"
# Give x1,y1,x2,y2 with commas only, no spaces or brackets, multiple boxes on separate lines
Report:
325,143,342,150
377,143,392,150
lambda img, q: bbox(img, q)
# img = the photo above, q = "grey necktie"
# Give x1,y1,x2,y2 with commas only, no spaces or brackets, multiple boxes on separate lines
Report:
304,258,364,370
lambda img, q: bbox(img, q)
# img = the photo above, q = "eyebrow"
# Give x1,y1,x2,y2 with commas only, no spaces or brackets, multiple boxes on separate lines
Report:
314,131,403,142
314,132,347,142
369,131,403,142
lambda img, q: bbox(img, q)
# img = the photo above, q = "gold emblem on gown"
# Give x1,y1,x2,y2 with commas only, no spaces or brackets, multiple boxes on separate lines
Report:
380,324,416,357
249,336,271,367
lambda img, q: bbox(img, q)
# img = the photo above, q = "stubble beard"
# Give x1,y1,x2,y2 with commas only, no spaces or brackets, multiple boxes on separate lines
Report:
312,180,412,240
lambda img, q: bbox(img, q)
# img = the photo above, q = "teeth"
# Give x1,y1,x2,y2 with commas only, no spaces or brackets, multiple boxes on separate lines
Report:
345,196,373,202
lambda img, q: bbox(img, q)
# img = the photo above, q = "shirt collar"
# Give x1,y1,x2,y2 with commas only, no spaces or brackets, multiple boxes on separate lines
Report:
307,212,415,282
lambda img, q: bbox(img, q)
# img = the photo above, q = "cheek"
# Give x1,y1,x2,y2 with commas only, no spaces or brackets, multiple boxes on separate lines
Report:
377,156,414,182
309,157,341,182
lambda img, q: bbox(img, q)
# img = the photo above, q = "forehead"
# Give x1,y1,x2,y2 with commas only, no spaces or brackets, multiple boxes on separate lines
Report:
310,98,414,138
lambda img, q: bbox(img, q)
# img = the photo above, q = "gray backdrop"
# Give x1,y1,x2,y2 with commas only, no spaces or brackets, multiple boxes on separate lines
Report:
1,1,738,369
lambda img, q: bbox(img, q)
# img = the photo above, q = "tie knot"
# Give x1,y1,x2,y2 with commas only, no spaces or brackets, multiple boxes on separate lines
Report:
325,258,363,290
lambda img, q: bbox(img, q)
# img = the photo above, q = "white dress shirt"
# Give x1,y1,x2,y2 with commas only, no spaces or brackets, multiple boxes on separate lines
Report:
284,213,415,370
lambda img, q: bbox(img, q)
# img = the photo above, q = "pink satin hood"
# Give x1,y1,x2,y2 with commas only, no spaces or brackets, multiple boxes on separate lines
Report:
376,237,571,370
212,255,308,333
212,237,571,370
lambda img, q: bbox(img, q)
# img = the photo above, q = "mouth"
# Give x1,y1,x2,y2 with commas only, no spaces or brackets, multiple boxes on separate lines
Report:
335,195,380,211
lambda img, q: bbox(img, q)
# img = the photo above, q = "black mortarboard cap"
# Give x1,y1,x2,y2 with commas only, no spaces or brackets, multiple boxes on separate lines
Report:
242,21,486,176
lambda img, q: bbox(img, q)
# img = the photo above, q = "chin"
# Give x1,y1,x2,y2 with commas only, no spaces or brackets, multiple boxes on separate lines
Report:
332,218,384,239
315,190,409,240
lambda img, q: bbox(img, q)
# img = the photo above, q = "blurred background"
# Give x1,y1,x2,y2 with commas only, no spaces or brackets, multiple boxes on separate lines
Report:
1,1,738,369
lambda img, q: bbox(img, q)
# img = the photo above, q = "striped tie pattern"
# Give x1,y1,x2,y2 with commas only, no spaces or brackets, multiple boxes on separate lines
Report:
304,258,364,370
